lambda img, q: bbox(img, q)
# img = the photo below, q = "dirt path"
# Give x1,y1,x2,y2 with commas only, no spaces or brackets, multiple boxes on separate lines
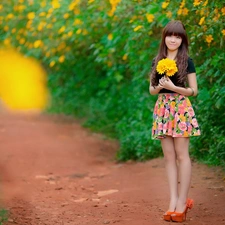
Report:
0,112,224,225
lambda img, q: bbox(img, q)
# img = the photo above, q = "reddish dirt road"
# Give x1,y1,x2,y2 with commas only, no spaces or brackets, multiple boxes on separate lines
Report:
0,112,225,225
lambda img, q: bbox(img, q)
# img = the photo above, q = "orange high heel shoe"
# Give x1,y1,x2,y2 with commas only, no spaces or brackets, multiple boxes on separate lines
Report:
171,198,194,222
163,211,174,221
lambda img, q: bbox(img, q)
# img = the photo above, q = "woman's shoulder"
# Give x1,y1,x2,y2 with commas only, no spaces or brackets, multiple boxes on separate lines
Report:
188,56,194,63
187,56,196,73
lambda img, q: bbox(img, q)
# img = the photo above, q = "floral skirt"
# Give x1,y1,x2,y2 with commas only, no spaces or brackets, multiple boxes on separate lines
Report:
152,93,201,139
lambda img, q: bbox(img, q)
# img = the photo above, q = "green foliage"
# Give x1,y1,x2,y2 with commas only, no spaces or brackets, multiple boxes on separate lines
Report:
1,0,225,166
0,209,8,224
191,51,225,165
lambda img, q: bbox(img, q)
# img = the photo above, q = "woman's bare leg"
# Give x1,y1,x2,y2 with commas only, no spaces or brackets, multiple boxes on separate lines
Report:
161,136,178,211
174,137,191,212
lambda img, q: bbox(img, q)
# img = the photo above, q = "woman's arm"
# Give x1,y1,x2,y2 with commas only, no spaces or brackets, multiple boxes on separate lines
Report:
157,73,198,96
149,83,163,95
186,73,198,96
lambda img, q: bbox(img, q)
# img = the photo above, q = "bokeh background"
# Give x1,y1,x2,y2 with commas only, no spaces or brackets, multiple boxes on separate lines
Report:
0,0,224,166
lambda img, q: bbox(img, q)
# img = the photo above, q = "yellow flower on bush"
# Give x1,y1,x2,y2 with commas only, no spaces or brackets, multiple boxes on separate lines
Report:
51,48,56,54
199,17,205,25
39,12,46,17
83,29,88,35
58,26,66,34
108,33,113,40
180,0,185,8
129,15,137,23
109,0,121,6
222,29,225,36
34,40,43,48
162,1,169,9
134,25,143,32
69,0,80,11
146,14,154,23
4,38,11,46
76,29,82,34
166,11,172,18
38,21,46,31
64,13,70,19
47,23,53,29
74,8,80,15
221,7,225,16
11,28,16,34
68,31,73,37
18,28,25,34
48,8,54,14
193,0,201,6
73,19,82,25
214,8,219,14
88,0,95,3
50,61,55,67
108,0,121,16
177,9,182,16
108,8,115,17
26,20,32,29
27,12,35,20
45,51,51,57
0,4,3,10
205,35,213,45
178,8,189,16
213,14,220,22
52,0,60,9
40,1,47,7
203,0,208,6
7,13,14,19
19,38,26,45
4,26,9,31
28,43,33,49
57,42,66,51
199,8,207,16
122,54,128,61
65,47,71,52
156,58,178,77
182,8,189,16
59,55,65,63
17,5,26,12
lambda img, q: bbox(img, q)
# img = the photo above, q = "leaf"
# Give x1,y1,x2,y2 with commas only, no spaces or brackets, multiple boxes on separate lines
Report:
215,98,224,109
115,73,123,82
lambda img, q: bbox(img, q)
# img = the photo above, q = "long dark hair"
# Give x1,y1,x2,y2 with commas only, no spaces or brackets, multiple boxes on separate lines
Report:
151,20,189,87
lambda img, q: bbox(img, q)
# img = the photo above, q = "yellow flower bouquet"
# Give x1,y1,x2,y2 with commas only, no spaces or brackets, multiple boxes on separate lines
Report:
156,58,178,77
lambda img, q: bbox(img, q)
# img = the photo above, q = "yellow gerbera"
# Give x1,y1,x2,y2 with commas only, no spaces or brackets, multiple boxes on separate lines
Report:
156,58,178,77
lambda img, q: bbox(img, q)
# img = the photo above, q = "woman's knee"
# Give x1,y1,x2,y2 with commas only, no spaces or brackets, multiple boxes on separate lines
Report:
163,151,176,162
176,153,190,163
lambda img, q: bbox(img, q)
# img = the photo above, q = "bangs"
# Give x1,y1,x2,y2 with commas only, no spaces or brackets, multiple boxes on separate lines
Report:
164,21,187,39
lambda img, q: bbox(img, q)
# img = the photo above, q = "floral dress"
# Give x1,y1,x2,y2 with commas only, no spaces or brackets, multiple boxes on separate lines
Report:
152,93,201,139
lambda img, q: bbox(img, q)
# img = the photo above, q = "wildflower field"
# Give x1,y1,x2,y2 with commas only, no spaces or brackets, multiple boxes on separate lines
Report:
0,0,225,166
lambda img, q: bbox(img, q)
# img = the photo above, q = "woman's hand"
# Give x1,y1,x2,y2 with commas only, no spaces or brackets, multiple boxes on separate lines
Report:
159,76,175,91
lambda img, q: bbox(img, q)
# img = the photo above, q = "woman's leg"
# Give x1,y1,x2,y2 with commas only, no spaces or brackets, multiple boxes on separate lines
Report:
174,137,191,212
161,136,178,211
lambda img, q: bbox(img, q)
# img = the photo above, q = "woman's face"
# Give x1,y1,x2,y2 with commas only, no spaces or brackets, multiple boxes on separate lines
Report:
165,35,182,52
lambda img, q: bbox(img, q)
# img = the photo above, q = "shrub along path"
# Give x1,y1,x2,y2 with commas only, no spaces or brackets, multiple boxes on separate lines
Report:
0,112,225,225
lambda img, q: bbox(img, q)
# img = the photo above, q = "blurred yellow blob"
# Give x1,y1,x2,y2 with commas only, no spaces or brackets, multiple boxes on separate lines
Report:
0,48,49,112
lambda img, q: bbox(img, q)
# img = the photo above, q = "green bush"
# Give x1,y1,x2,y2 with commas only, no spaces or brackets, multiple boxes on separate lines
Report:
0,209,7,224
0,0,224,165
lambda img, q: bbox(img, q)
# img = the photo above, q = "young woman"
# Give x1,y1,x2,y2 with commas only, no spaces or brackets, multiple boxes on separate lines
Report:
149,20,201,222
